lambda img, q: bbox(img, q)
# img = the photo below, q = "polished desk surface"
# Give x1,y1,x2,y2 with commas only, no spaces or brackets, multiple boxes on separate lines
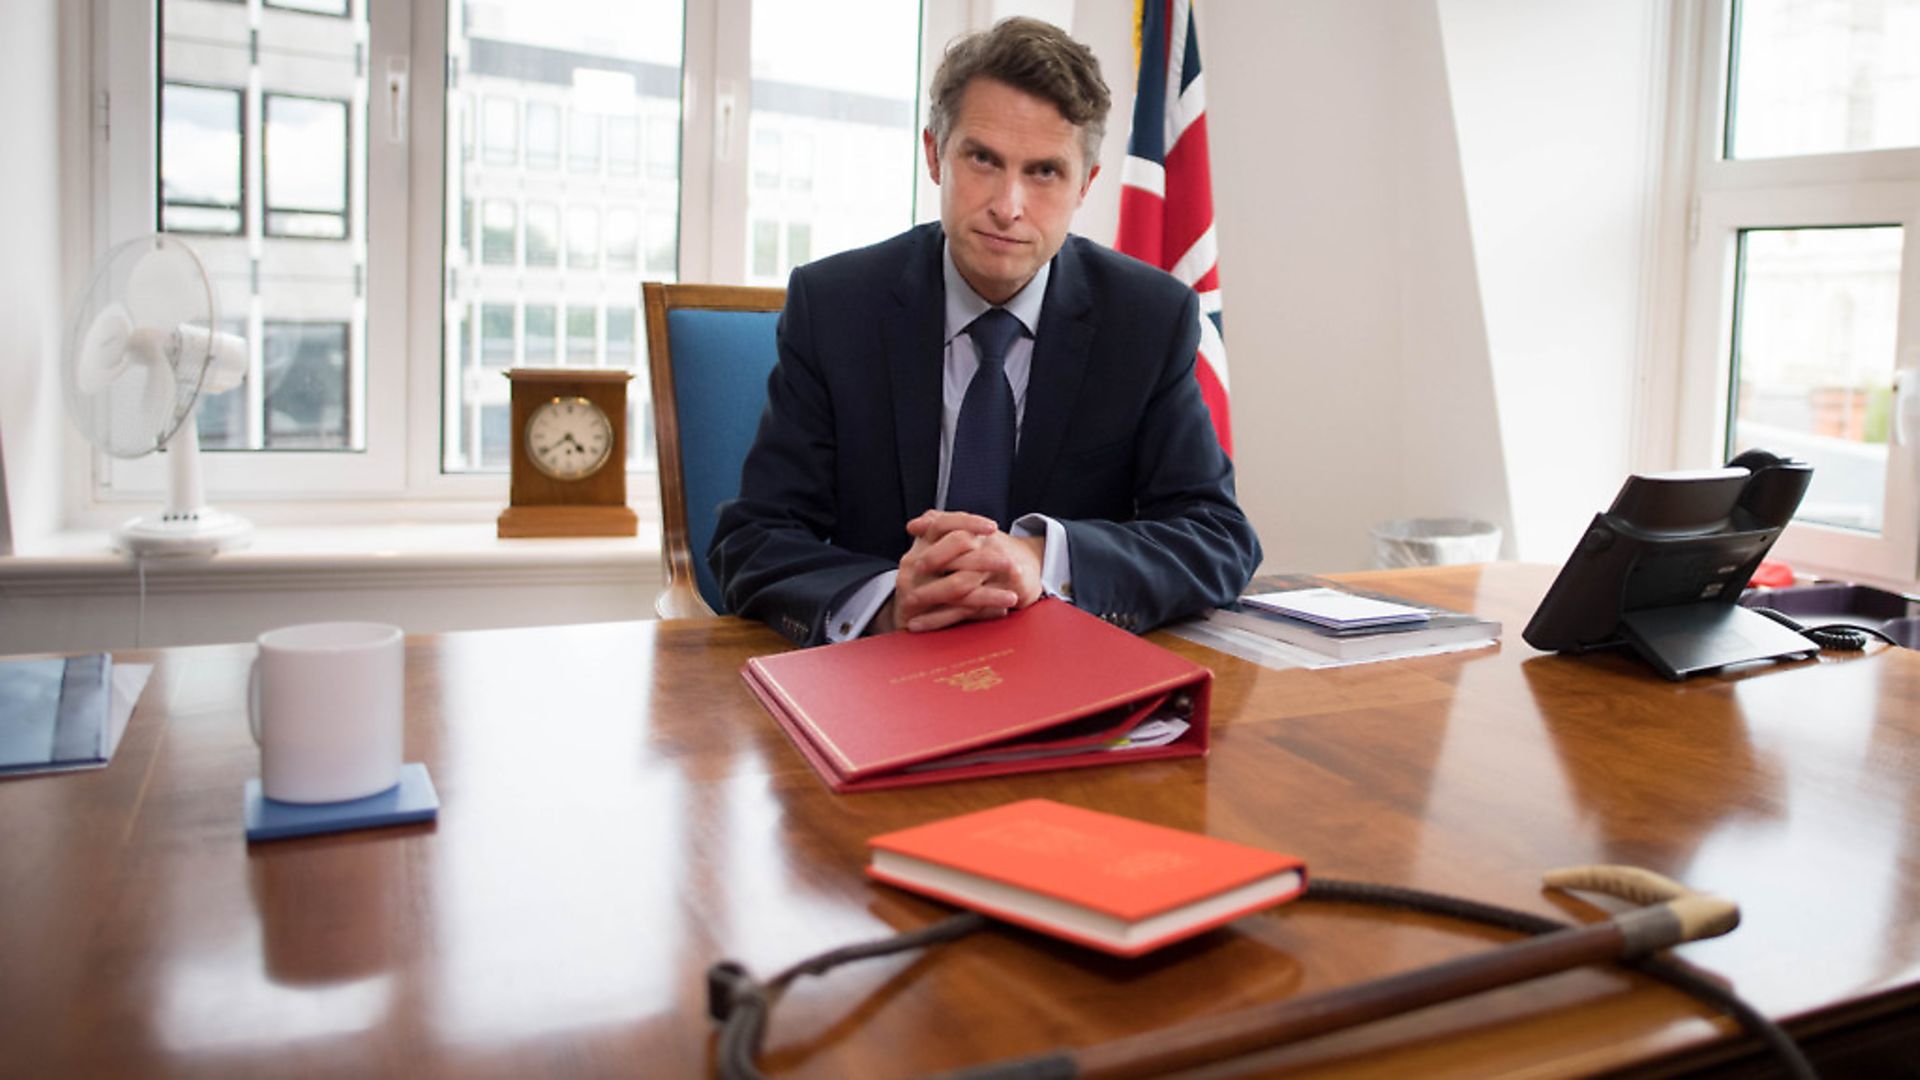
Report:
3,564,1917,1078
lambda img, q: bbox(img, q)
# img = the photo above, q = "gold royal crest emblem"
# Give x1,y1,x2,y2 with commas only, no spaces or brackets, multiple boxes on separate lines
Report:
936,666,1002,692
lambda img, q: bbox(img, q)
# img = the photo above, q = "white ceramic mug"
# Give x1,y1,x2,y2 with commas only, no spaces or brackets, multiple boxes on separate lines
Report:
249,622,405,804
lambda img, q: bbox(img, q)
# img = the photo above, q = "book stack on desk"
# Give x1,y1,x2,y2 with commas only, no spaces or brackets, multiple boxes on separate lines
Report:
1205,576,1500,662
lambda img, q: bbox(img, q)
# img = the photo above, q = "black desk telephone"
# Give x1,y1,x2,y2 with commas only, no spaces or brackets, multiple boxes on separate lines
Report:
1523,450,1818,680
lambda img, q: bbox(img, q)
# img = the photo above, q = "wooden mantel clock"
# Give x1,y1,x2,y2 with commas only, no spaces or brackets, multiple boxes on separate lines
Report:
497,368,639,538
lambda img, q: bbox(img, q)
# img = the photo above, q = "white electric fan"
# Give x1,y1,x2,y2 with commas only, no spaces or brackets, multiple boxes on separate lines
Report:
63,234,252,555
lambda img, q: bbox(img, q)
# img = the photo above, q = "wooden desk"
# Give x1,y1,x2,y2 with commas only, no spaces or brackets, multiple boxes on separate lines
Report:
3,564,1916,1078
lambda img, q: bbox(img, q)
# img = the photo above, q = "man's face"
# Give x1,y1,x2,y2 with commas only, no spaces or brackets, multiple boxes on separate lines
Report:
924,77,1098,306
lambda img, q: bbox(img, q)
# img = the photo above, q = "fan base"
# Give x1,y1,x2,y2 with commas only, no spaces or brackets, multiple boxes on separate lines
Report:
116,509,253,557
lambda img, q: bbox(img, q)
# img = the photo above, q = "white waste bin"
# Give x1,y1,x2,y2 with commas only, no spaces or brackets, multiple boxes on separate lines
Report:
1370,518,1502,569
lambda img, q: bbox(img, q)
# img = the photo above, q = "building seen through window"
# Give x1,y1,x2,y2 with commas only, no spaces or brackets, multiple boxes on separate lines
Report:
159,0,363,453
156,0,922,478
1718,0,1919,539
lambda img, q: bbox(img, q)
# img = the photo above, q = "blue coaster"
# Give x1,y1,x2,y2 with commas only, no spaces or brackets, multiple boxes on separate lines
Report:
244,763,439,842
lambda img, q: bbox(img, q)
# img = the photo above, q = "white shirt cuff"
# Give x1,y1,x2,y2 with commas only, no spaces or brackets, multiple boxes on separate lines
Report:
826,571,899,641
1011,513,1071,601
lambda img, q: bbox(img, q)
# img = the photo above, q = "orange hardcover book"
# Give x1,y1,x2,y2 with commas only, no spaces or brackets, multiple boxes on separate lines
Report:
869,799,1306,957
741,599,1212,793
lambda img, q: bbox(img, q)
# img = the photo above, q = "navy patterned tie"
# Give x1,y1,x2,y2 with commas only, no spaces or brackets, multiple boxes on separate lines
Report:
945,308,1023,528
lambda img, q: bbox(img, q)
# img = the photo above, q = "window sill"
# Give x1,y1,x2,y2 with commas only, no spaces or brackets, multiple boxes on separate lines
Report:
0,523,663,596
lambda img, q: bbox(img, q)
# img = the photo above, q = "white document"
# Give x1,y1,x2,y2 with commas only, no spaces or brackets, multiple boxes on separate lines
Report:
1240,587,1429,629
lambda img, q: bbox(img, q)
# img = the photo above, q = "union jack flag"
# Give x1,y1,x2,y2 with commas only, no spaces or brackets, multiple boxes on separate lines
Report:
1116,0,1232,456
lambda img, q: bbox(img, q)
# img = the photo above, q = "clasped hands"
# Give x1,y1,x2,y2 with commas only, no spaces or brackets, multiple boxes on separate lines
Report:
873,510,1044,634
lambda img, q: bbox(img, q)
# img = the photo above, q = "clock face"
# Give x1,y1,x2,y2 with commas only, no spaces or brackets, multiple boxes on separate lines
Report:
525,396,615,481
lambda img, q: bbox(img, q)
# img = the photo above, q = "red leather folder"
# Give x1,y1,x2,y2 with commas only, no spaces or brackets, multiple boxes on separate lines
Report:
741,599,1212,793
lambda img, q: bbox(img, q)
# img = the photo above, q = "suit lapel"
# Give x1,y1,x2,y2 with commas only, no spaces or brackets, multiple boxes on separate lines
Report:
1011,238,1095,514
886,225,946,518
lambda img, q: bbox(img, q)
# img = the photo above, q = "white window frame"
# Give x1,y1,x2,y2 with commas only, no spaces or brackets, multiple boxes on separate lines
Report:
1677,1,1920,583
79,0,963,526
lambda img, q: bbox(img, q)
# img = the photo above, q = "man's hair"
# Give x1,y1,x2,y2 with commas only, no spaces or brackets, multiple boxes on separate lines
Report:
927,17,1111,170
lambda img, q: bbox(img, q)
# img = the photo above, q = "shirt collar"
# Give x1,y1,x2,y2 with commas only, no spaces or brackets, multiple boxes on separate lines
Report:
942,239,1049,344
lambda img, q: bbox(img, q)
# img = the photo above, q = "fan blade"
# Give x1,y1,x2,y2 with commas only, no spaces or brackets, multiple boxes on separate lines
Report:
75,303,135,396
125,239,210,339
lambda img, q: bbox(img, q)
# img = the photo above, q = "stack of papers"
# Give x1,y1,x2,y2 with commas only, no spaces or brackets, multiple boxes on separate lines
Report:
1240,588,1430,630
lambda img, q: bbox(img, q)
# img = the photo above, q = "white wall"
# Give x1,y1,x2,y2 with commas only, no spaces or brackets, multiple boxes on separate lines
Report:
0,0,66,554
1437,0,1668,562
1063,0,1667,572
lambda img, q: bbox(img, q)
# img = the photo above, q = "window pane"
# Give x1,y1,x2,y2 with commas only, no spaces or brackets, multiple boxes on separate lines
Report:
569,110,602,173
752,219,778,279
646,209,677,275
160,0,367,454
1727,0,1920,159
606,306,635,367
606,207,639,272
483,97,519,165
646,114,678,181
744,0,918,285
1730,226,1903,533
264,93,349,238
481,302,515,367
525,304,557,362
480,403,512,469
482,200,518,265
567,306,597,364
525,202,559,267
526,101,561,170
262,321,350,448
443,1,682,473
161,83,244,234
266,0,348,14
567,205,600,269
608,115,640,175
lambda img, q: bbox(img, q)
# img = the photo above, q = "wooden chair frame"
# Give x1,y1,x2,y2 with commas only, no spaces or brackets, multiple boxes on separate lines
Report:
642,282,787,619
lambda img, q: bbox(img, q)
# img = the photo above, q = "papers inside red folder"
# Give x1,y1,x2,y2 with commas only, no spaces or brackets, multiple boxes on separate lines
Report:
741,600,1212,793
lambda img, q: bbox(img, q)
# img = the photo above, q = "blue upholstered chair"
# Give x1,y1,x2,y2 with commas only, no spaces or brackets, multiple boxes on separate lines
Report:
641,282,785,618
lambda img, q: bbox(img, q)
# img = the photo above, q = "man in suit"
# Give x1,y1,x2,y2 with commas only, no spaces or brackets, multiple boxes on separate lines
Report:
710,17,1260,647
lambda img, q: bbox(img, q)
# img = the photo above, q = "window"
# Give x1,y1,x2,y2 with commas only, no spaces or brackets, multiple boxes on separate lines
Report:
525,304,557,362
481,200,517,265
525,202,560,268
526,101,561,170
267,0,349,14
567,306,598,364
263,93,349,239
160,83,244,234
1724,0,1920,159
480,303,515,368
566,205,599,270
569,110,602,173
1728,226,1902,533
606,207,639,272
645,209,677,275
743,0,919,285
607,306,636,367
608,115,640,175
98,0,933,514
138,0,369,480
482,96,518,165
1680,0,1920,580
263,321,352,448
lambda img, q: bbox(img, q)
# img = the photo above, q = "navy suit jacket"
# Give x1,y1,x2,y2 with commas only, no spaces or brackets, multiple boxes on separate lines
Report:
709,222,1261,645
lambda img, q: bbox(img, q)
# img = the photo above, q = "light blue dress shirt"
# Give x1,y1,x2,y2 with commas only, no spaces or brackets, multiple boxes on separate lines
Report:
825,242,1074,641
